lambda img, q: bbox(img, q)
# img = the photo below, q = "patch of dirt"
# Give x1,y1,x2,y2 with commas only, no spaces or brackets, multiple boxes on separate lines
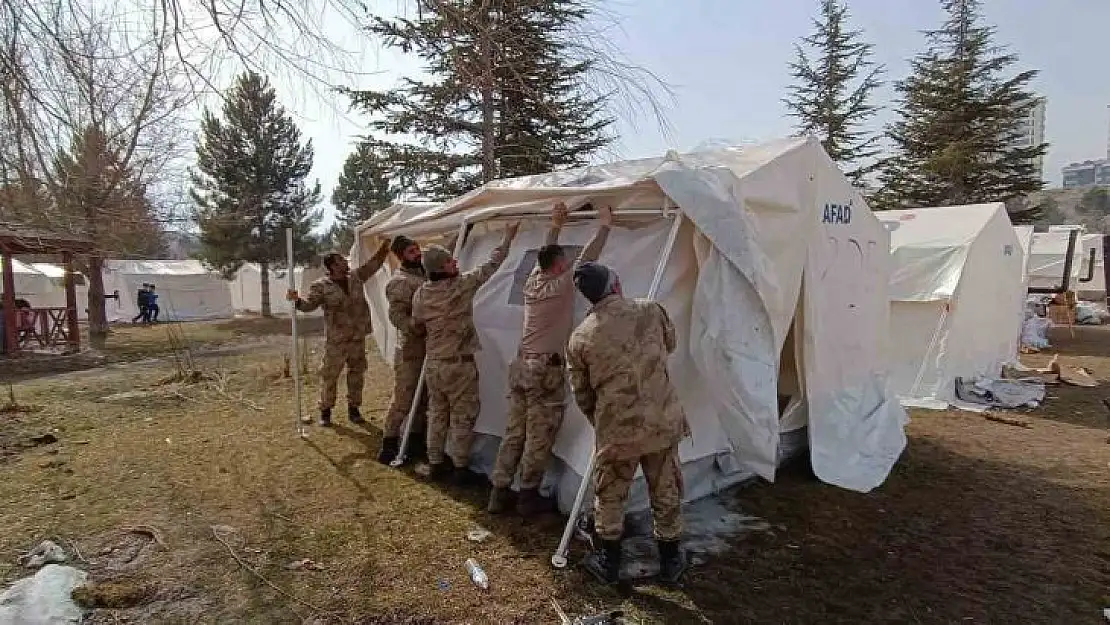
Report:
0,323,1105,623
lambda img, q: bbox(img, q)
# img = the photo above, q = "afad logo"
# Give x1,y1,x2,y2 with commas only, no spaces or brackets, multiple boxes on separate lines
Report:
822,200,852,225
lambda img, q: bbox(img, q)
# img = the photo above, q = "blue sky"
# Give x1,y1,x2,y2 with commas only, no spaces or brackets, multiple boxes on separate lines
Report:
273,0,1110,226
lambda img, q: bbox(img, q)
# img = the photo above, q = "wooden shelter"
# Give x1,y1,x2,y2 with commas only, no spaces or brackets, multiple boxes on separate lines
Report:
0,223,93,355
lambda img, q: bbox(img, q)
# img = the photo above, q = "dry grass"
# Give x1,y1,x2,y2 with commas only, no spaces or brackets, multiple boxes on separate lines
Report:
0,319,1107,623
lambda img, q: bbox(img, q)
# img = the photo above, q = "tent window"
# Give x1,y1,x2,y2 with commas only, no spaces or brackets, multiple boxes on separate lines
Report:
507,245,583,306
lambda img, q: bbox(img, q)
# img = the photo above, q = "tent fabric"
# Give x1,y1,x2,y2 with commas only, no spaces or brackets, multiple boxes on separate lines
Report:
1027,229,1086,292
2,260,56,305
26,263,89,320
878,204,1026,407
1079,233,1105,295
352,136,907,502
103,260,234,322
229,263,302,315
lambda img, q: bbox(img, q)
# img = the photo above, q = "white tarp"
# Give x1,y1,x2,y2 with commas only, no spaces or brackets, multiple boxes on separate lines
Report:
353,137,907,502
103,260,234,322
1028,228,1086,292
229,263,303,315
1079,233,1105,295
878,204,1026,408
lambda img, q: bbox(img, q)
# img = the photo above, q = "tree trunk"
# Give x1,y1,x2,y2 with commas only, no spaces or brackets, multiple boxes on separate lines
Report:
260,261,272,318
86,255,108,348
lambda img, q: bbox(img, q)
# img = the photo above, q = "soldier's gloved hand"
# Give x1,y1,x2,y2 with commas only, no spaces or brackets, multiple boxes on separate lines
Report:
286,289,299,302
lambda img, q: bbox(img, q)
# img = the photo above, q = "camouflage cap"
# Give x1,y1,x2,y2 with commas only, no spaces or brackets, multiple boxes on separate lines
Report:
422,244,453,274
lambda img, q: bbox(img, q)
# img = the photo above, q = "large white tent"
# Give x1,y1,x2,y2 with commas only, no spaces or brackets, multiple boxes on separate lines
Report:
878,204,1026,408
28,263,90,319
103,260,234,322
352,136,908,512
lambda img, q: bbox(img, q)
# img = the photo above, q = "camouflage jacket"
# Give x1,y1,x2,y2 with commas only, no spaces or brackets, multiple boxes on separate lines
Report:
385,265,427,360
296,247,389,344
567,295,689,461
413,242,510,360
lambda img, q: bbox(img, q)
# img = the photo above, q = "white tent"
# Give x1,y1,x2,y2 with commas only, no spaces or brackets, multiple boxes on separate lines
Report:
2,259,54,304
229,264,302,315
1027,228,1086,293
1078,233,1105,297
353,137,908,511
103,260,235,322
877,204,1026,408
27,263,89,319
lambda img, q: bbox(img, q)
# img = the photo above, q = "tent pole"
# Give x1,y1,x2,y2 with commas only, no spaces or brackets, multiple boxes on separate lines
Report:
551,208,684,569
287,228,306,438
392,218,472,468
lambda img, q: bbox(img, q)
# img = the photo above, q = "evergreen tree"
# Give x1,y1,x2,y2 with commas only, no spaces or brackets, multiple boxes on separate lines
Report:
877,0,1046,215
191,71,321,317
329,141,396,250
783,0,883,183
341,0,612,200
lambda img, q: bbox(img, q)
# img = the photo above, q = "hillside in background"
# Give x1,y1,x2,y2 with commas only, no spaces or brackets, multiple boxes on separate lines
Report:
1029,187,1110,231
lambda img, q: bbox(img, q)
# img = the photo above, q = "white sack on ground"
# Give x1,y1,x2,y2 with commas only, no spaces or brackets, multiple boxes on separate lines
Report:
353,137,907,503
0,564,87,624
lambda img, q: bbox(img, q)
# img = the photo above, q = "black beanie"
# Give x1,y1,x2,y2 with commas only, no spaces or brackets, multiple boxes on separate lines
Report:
391,235,415,257
574,262,614,304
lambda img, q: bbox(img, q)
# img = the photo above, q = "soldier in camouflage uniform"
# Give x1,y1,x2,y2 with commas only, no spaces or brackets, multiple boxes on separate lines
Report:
413,222,521,484
376,232,457,465
566,261,690,585
488,203,612,516
288,239,391,426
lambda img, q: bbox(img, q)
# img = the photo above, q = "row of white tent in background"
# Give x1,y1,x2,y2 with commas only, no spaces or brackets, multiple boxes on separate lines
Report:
4,260,324,322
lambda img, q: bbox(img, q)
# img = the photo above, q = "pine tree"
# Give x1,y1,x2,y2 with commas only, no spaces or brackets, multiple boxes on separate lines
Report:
191,71,322,317
329,141,396,250
783,0,883,183
341,0,613,200
877,0,1046,217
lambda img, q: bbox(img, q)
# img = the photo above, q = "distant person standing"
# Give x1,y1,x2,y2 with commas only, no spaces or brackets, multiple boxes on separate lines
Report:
146,285,160,322
287,240,391,426
132,284,150,323
567,261,689,586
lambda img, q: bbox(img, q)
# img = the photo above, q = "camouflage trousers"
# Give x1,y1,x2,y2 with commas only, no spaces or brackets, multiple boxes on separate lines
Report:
318,339,367,410
594,443,684,541
490,356,566,489
424,356,480,467
384,351,428,438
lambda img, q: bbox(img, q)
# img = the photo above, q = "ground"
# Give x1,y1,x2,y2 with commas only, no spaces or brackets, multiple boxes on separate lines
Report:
0,319,1107,624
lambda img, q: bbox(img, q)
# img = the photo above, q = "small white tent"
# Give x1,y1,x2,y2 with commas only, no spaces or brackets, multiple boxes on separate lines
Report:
27,263,89,319
229,264,301,315
1027,228,1086,293
103,260,235,322
353,137,908,511
2,259,55,304
878,204,1026,408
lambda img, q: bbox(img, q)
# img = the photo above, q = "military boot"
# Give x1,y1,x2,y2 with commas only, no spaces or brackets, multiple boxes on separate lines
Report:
408,434,428,464
582,539,622,585
347,405,366,425
318,408,332,427
451,464,482,487
427,461,452,482
657,540,688,584
516,488,556,517
377,437,399,465
486,486,513,514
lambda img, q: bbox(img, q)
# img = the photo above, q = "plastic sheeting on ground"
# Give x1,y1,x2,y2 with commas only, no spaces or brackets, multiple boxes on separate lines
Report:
0,564,87,624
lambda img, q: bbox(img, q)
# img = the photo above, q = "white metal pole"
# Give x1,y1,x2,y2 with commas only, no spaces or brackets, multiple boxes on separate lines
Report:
391,219,472,467
287,228,306,438
551,211,684,569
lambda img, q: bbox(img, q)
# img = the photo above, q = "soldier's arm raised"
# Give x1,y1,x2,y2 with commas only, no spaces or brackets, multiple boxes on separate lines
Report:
295,281,326,313
464,221,521,289
354,239,392,282
655,303,677,354
575,204,612,265
566,342,597,425
545,202,568,246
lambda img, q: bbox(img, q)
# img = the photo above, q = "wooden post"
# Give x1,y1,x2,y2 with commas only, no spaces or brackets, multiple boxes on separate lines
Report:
63,252,80,351
1,250,18,355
